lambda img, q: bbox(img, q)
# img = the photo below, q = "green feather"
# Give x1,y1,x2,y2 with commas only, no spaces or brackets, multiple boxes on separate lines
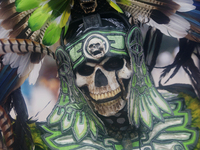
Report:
116,0,131,6
48,107,65,124
47,0,66,10
133,95,140,127
28,5,51,31
140,95,152,128
88,118,97,139
128,89,136,124
60,5,71,28
145,95,163,120
61,111,75,131
46,0,70,20
85,108,106,133
73,112,88,141
107,0,123,13
15,0,42,12
150,88,172,114
42,21,62,46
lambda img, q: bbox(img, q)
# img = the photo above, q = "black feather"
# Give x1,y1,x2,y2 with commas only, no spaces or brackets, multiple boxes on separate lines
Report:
11,88,34,150
150,10,170,24
149,30,163,72
158,38,200,98
30,53,44,64
143,26,152,62
182,58,200,98
158,82,197,98
143,28,163,72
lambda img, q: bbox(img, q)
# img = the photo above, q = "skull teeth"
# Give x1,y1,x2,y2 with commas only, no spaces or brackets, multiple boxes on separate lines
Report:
91,97,126,116
90,87,121,100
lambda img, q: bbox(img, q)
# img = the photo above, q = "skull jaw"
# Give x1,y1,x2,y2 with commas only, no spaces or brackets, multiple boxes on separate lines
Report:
79,85,127,117
79,0,97,14
91,97,126,116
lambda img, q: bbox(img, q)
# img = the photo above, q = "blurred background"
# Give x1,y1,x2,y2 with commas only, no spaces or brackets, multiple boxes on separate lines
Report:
20,44,59,122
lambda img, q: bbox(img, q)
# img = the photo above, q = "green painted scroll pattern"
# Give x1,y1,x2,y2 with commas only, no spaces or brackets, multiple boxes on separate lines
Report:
40,95,198,149
65,30,128,69
40,46,105,148
127,26,173,129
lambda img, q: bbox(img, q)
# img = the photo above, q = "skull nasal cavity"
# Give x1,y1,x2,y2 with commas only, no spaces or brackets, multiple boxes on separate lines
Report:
95,69,108,87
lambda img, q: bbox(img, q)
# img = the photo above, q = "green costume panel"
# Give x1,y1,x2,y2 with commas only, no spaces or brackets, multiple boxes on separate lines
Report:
40,93,199,150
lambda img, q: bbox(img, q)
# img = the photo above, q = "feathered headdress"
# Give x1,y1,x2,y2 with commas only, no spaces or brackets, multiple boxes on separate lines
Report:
0,0,200,149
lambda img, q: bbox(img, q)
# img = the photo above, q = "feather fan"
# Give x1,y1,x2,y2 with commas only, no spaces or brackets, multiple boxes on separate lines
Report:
106,0,200,42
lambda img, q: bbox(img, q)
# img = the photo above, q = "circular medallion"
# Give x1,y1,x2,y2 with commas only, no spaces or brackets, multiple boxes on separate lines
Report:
83,34,109,60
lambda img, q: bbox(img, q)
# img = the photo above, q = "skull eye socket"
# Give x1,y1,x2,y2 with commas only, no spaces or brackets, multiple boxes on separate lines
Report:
103,57,124,71
77,64,94,76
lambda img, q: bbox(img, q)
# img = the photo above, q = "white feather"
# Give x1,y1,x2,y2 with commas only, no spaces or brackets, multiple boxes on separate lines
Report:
29,59,43,85
141,14,190,38
0,28,10,38
18,53,34,77
3,53,21,68
9,53,21,68
0,20,11,38
179,3,195,12
2,53,34,77
177,3,195,12
173,0,193,5
2,53,12,65
173,0,195,12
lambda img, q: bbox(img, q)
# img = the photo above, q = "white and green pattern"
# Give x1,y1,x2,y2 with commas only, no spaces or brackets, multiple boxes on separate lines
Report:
41,46,106,145
39,27,198,150
126,26,173,129
40,94,198,150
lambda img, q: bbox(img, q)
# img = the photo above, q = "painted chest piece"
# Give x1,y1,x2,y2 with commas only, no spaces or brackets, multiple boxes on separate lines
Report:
42,14,199,150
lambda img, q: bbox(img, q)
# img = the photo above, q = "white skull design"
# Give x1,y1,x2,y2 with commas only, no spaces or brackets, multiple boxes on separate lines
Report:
87,38,106,59
75,57,132,116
